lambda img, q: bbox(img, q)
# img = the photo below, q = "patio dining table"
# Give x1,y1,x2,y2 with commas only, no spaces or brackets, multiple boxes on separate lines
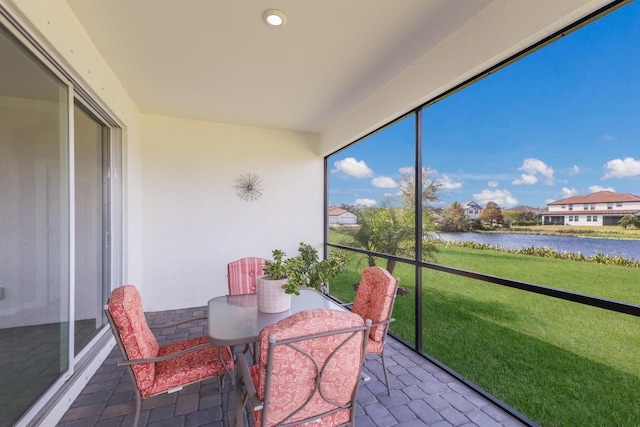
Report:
207,288,345,348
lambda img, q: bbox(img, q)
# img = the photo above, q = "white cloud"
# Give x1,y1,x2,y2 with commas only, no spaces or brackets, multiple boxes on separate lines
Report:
512,158,554,185
371,176,397,188
602,157,640,179
436,173,463,189
512,174,538,185
589,185,615,193
488,181,499,188
398,166,414,176
332,157,374,178
570,165,580,175
473,189,518,208
354,198,376,207
561,187,577,198
602,134,616,141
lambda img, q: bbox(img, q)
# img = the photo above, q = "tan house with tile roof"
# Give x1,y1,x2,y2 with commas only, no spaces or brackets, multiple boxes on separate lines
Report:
328,206,357,225
542,191,640,226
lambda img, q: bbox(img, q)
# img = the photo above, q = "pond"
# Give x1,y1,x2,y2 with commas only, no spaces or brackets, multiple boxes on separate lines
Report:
435,232,640,261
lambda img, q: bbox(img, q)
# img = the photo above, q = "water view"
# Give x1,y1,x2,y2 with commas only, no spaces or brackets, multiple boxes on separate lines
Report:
437,232,640,261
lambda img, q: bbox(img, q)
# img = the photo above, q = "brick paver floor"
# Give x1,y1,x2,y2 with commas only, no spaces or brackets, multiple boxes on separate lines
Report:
57,306,529,427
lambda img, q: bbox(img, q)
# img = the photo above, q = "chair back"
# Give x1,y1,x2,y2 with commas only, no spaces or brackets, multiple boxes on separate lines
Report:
106,285,160,394
227,257,268,295
255,309,370,427
351,267,397,345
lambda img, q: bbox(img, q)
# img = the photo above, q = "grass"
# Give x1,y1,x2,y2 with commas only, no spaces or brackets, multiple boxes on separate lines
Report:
328,244,640,427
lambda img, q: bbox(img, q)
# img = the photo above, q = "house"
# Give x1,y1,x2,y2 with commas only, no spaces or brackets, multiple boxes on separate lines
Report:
542,191,640,226
328,206,357,225
459,201,482,219
1,1,626,426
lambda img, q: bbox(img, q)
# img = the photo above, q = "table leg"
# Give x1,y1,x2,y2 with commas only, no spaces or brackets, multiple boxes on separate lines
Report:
235,364,244,427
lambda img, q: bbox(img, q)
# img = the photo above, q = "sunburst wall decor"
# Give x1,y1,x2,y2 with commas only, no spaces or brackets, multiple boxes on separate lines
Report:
234,173,263,201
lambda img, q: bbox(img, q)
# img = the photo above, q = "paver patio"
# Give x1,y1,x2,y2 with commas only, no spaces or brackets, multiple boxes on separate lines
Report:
57,306,528,427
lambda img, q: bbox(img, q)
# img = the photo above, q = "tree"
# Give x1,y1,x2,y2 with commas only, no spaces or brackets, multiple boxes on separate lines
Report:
342,205,414,275
438,202,470,232
618,215,640,229
339,169,441,274
501,209,520,226
398,167,440,210
479,201,503,227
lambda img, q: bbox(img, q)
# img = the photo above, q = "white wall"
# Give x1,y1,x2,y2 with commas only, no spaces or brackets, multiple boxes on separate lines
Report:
319,0,614,154
140,114,323,311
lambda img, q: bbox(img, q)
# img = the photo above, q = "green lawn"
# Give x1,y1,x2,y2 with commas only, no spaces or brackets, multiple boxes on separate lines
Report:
328,245,640,427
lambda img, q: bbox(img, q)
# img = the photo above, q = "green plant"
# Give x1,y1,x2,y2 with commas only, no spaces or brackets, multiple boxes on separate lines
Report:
264,242,348,295
262,249,288,279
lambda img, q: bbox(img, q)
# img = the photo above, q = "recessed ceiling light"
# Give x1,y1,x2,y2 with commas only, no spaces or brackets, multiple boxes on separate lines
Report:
262,9,287,27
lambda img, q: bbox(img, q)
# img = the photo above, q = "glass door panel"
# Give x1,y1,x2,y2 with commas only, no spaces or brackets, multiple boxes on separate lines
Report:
0,25,70,426
73,103,108,355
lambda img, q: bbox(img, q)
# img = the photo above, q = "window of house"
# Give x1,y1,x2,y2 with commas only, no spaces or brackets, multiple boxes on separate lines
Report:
587,216,592,222
568,204,573,211
608,203,613,209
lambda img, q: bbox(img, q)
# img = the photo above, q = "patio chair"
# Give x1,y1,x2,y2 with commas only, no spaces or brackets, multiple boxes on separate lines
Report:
227,257,269,295
236,308,371,427
105,285,234,427
351,266,398,395
227,257,269,360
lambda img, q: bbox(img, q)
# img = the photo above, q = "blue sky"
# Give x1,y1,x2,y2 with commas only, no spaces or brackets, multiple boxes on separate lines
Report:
329,1,640,209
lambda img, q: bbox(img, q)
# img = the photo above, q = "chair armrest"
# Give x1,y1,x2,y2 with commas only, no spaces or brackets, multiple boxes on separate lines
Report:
148,316,207,330
370,317,395,328
237,355,263,410
118,342,214,366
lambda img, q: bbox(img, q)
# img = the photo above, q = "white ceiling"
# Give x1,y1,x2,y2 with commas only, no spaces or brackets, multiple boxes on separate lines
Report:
65,0,494,134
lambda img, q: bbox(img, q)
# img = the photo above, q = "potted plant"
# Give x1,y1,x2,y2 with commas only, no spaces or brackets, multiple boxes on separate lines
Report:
257,243,348,312
257,249,291,313
281,242,347,295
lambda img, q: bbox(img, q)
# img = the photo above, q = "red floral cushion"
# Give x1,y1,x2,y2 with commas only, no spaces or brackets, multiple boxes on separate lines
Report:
251,309,365,427
351,267,397,346
365,338,384,354
146,336,234,398
108,285,160,392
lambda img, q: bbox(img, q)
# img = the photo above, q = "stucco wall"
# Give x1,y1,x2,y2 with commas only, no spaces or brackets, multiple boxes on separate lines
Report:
141,114,323,310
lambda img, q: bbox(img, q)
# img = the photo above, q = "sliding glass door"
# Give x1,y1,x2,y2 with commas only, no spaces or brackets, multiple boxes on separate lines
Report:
0,19,121,426
0,24,70,426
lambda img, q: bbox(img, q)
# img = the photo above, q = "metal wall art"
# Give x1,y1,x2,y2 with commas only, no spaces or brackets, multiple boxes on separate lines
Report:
234,172,263,201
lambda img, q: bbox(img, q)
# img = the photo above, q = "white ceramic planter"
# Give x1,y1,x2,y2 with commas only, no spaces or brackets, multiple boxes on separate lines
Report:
256,276,291,313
